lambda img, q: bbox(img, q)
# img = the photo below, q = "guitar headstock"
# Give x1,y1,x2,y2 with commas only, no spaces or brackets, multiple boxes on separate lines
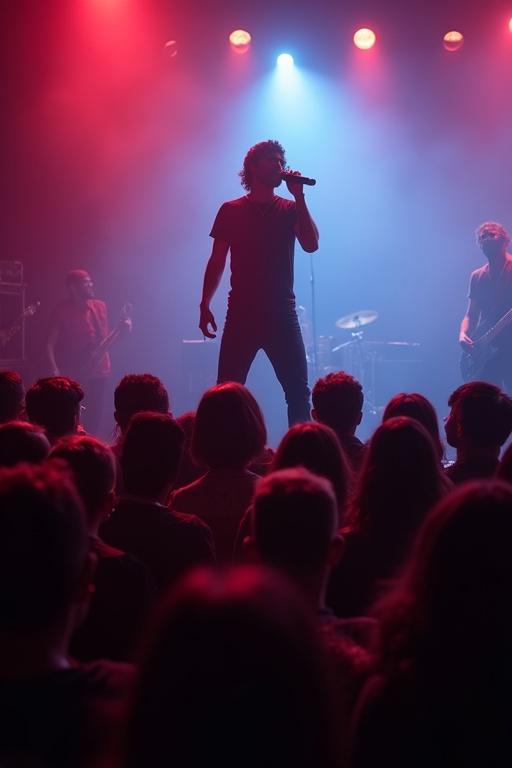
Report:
24,301,40,318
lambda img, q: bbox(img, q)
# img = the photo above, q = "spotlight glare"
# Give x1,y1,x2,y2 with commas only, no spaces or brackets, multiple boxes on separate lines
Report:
277,53,294,68
443,30,464,51
164,40,178,58
509,17,512,33
229,29,251,54
353,28,376,50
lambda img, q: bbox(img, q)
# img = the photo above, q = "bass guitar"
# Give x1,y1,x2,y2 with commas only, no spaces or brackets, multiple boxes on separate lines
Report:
460,306,512,381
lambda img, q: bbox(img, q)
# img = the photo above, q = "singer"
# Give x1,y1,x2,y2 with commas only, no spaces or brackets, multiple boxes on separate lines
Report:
199,139,319,425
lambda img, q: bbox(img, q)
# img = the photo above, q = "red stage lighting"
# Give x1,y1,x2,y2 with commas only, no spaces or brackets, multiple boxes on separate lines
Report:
443,31,464,51
229,29,251,55
509,18,512,33
353,28,376,50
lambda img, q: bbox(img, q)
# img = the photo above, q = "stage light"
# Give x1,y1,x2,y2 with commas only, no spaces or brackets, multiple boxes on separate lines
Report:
509,17,512,33
277,53,294,69
229,29,251,54
443,30,464,51
164,40,178,58
353,28,376,51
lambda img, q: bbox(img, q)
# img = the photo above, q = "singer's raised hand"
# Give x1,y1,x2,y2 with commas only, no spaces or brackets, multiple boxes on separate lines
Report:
199,305,217,339
284,169,304,199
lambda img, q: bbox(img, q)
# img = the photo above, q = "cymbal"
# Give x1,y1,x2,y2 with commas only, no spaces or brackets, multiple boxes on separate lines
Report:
335,310,378,330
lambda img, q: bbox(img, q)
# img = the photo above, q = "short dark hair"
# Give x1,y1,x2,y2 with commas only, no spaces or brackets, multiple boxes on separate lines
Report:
192,383,266,470
114,374,170,432
252,468,338,576
448,382,512,448
0,421,50,467
239,140,286,191
50,436,115,525
0,371,24,423
121,411,185,498
312,372,364,434
0,463,88,631
25,377,84,441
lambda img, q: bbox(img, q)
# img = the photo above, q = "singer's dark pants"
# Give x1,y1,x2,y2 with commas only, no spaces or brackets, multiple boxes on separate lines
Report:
217,307,311,426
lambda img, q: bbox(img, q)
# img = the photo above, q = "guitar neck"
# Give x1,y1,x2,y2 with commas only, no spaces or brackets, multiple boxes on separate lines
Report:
481,308,512,345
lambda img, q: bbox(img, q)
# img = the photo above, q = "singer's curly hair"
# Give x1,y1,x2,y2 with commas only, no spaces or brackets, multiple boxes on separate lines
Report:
239,140,286,191
475,221,510,245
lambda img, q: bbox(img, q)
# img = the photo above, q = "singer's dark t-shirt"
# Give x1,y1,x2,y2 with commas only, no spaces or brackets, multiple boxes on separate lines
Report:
210,195,297,314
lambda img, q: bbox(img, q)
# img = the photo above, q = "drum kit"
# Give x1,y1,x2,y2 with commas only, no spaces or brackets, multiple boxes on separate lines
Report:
303,308,422,415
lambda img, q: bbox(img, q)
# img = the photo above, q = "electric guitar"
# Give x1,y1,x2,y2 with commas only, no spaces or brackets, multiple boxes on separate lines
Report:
0,302,40,349
77,303,133,380
460,306,512,381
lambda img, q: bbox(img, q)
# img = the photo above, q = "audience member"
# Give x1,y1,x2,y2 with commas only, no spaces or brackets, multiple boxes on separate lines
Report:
0,464,133,767
112,374,171,493
247,468,373,744
327,416,446,617
444,381,512,484
0,370,24,423
170,383,266,561
0,420,50,466
117,567,341,768
312,371,366,471
382,392,444,462
25,376,84,444
352,480,512,768
234,420,352,559
51,436,152,661
101,412,215,594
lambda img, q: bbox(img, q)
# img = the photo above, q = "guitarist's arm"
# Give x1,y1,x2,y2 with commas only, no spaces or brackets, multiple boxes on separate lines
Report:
47,324,61,376
459,298,480,349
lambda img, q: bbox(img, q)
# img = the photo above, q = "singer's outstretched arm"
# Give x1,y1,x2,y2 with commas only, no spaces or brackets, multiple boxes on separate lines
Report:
285,174,319,253
199,239,229,338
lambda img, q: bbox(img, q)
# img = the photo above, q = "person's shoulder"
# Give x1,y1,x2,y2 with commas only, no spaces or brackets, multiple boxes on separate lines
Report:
90,299,108,313
220,196,248,209
470,263,488,281
168,507,212,534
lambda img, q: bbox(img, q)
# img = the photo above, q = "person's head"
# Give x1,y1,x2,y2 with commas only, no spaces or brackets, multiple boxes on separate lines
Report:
192,383,266,471
25,376,84,443
239,140,286,192
378,481,512,679
475,221,510,261
121,411,184,501
0,370,24,423
349,416,444,544
50,436,116,532
114,374,170,434
248,468,343,600
383,392,444,461
272,421,351,515
445,381,512,453
0,463,92,637
0,421,50,467
312,371,364,436
65,269,94,301
121,566,339,768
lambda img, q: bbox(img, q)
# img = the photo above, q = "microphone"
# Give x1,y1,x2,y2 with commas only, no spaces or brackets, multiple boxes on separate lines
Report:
281,172,316,187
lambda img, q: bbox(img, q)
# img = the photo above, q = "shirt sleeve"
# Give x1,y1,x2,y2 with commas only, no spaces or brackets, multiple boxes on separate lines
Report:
209,203,232,242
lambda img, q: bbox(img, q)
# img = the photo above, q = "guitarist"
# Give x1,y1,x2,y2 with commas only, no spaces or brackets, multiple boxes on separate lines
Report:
47,270,120,435
459,221,512,391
